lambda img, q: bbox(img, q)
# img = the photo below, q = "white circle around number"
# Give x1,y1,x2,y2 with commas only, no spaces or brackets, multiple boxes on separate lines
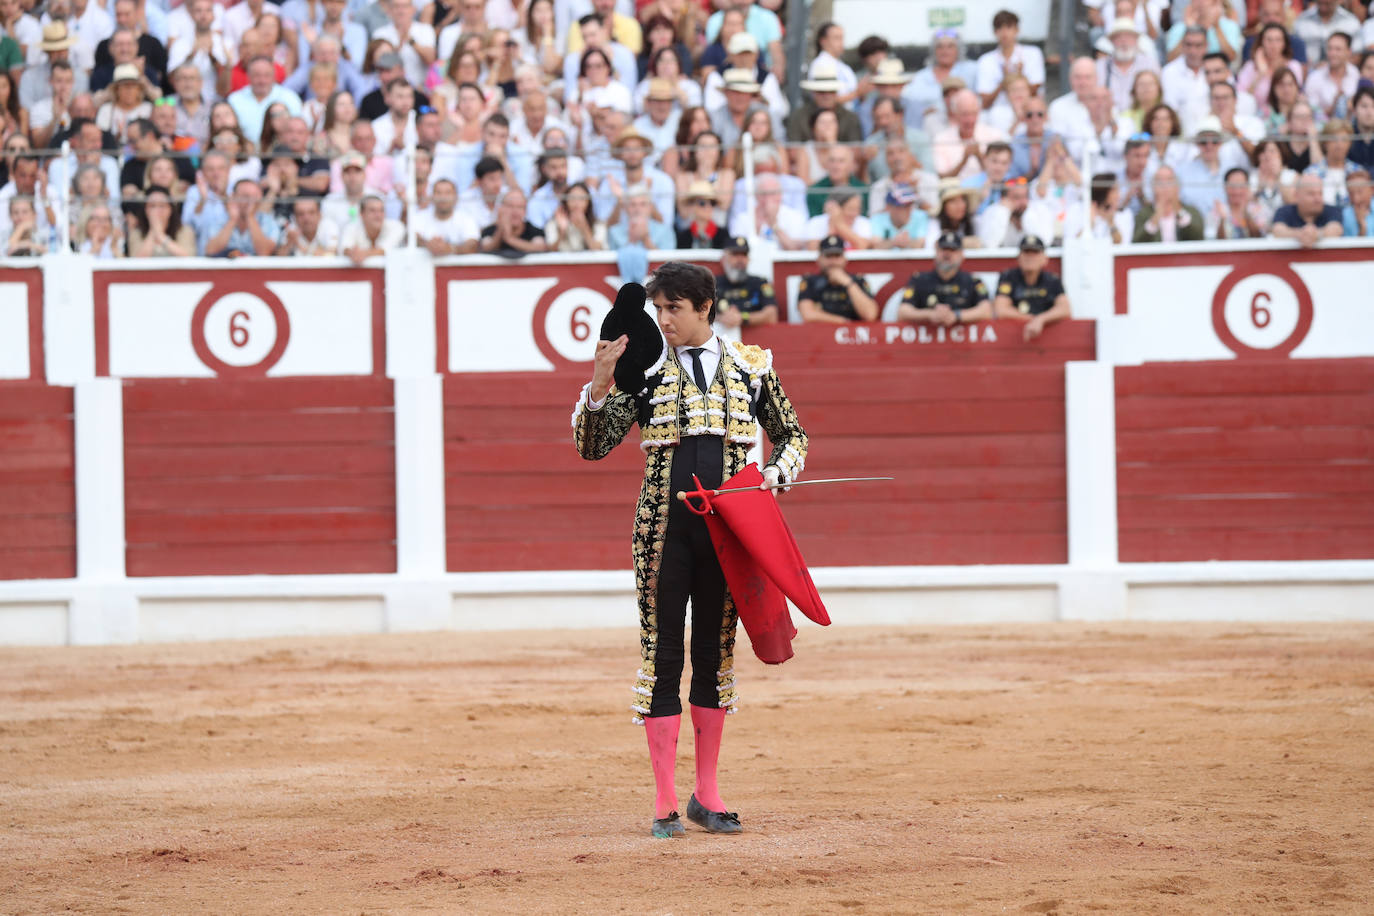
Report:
202,292,279,367
543,287,614,363
1221,273,1300,351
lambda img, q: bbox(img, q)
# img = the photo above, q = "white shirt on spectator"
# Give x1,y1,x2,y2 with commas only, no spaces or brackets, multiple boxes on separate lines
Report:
44,3,113,61
728,203,807,251
1161,57,1210,132
808,51,857,101
459,190,502,228
0,178,61,240
167,29,233,102
932,123,1010,179
976,43,1046,103
286,216,341,255
228,83,303,148
1,12,42,55
372,21,436,89
1292,4,1364,64
976,198,1057,249
412,206,480,245
1304,64,1360,117
561,40,638,104
804,212,872,241
631,111,680,167
338,216,406,254
371,111,418,153
1047,93,1094,160
223,1,281,56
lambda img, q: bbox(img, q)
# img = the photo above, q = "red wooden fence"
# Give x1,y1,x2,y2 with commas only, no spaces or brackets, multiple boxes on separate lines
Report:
1116,359,1374,562
0,383,75,580
122,378,398,576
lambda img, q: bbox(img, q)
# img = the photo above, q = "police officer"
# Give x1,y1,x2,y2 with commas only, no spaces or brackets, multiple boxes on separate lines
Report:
896,231,992,327
796,235,880,323
993,235,1072,341
714,237,779,328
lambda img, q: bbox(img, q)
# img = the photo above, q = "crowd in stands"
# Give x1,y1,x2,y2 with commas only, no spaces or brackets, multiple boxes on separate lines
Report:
2,0,1373,266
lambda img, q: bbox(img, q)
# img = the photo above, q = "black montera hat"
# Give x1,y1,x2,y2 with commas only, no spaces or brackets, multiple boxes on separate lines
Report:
599,282,666,395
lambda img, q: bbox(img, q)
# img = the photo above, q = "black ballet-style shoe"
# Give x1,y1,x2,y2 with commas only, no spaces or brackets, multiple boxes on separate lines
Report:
686,794,742,834
650,812,686,838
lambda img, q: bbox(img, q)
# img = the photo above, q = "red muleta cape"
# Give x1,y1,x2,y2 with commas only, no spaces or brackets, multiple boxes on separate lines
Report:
682,465,830,664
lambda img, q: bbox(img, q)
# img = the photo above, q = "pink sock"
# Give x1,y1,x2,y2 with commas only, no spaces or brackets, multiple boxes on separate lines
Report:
643,714,680,818
690,704,728,812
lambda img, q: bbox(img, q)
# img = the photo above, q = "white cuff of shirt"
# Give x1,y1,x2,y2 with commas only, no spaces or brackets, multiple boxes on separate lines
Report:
586,392,606,410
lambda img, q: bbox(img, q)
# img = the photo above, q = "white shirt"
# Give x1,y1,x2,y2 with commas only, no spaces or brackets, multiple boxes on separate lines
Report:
976,199,1057,249
809,51,858,101
1047,93,1094,160
586,334,721,411
1304,64,1360,116
372,21,436,89
728,204,807,250
371,110,417,154
223,1,281,55
459,191,500,228
1161,58,1210,131
804,213,873,241
412,207,480,245
286,216,341,255
976,43,1046,103
338,217,406,254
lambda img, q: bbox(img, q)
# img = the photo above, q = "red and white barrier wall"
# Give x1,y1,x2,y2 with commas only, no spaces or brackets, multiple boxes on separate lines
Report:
0,241,1371,645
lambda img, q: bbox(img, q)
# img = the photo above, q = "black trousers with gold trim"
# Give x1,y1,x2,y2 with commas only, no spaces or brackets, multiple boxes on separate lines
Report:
647,434,727,717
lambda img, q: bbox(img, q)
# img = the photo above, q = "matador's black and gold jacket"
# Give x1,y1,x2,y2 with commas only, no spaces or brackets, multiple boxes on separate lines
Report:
570,339,808,723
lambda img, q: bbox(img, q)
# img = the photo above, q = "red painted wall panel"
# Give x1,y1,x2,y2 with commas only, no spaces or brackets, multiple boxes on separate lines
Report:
1116,359,1374,562
123,378,397,576
0,384,75,580
445,343,1081,570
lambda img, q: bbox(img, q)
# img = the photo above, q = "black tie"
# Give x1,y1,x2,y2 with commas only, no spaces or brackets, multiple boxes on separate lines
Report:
687,347,709,393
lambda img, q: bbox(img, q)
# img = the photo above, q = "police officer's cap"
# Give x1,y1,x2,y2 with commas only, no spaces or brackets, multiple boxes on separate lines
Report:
1019,234,1046,252
725,236,749,253
936,231,963,250
818,234,846,254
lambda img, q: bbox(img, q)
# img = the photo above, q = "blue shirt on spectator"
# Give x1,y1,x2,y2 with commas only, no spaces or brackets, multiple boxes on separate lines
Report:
181,185,230,256
1165,17,1243,57
1342,205,1374,237
220,212,283,257
1178,157,1227,219
607,218,676,251
870,209,930,243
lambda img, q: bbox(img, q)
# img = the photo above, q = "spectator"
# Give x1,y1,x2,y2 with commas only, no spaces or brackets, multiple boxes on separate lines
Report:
1179,115,1229,216
475,185,547,256
413,177,480,256
978,9,1045,111
118,117,163,197
1122,69,1164,131
568,0,642,57
708,66,761,151
63,117,120,206
1250,137,1298,224
293,0,367,70
287,35,367,105
436,0,490,63
459,154,506,228
512,87,569,151
871,183,929,249
806,145,863,217
703,0,782,74
796,234,879,323
727,170,805,250
930,177,980,247
340,193,404,263
1162,27,1211,130
513,0,561,83
1047,57,1097,160
322,150,368,229
545,180,606,251
28,59,75,149
1099,19,1160,114
806,189,872,249
345,119,396,197
1214,166,1268,238
1241,0,1307,65
0,154,58,240
169,64,210,147
676,179,728,249
95,62,153,143
165,0,230,102
897,231,991,326
1272,171,1347,245
372,0,435,89
1165,0,1243,63
1134,164,1205,241
1281,99,1322,171
904,28,978,129
1144,103,1189,172
361,51,431,122
205,178,278,257
701,32,780,127
1350,87,1374,170
71,163,115,227
371,78,416,154
22,22,89,112
0,0,41,60
865,94,933,184
1306,118,1359,207
276,195,339,255
1071,171,1134,242
127,185,194,256
713,236,777,328
77,203,122,258
6,195,43,255
786,61,862,143
964,140,1014,215
605,182,672,249
868,138,938,218
1209,80,1265,169
1305,31,1359,117
1238,22,1303,115
91,17,164,96
600,126,674,226
1009,92,1056,182
526,148,570,228
807,21,860,106
1117,133,1153,219
221,0,276,56
634,78,681,167
0,71,22,143
561,15,637,104
1343,168,1373,236
987,71,1033,135
937,86,1012,181
697,6,742,81
229,57,303,145
979,175,1056,248
1293,0,1363,65
993,235,1070,341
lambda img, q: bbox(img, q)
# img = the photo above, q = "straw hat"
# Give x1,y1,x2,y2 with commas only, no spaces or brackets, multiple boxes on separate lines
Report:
112,63,142,84
613,126,654,152
645,78,675,102
685,179,717,201
722,67,761,94
935,177,979,210
727,31,759,56
871,58,911,86
39,21,77,52
800,60,843,93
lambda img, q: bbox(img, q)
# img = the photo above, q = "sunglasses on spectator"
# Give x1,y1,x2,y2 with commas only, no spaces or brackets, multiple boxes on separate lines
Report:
692,197,714,206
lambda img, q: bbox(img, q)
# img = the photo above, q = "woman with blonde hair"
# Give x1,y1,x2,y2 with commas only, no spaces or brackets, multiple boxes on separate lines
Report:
142,155,188,200
546,181,607,251
1122,70,1163,131
78,204,123,258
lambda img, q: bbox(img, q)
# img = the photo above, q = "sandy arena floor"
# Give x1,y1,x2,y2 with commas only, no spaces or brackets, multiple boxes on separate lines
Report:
2,622,1372,915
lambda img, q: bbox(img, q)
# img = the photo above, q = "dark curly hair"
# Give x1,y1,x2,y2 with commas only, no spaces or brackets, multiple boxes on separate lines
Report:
646,260,717,323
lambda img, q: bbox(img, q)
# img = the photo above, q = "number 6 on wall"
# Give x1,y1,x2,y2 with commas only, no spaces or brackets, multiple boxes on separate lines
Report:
190,284,292,376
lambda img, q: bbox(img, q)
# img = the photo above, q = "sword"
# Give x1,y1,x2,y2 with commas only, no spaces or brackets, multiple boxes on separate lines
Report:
676,477,893,502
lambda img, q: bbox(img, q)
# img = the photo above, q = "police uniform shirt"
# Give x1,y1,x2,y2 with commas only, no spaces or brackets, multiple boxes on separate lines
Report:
901,269,989,314
996,266,1065,316
715,272,777,317
798,272,872,321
